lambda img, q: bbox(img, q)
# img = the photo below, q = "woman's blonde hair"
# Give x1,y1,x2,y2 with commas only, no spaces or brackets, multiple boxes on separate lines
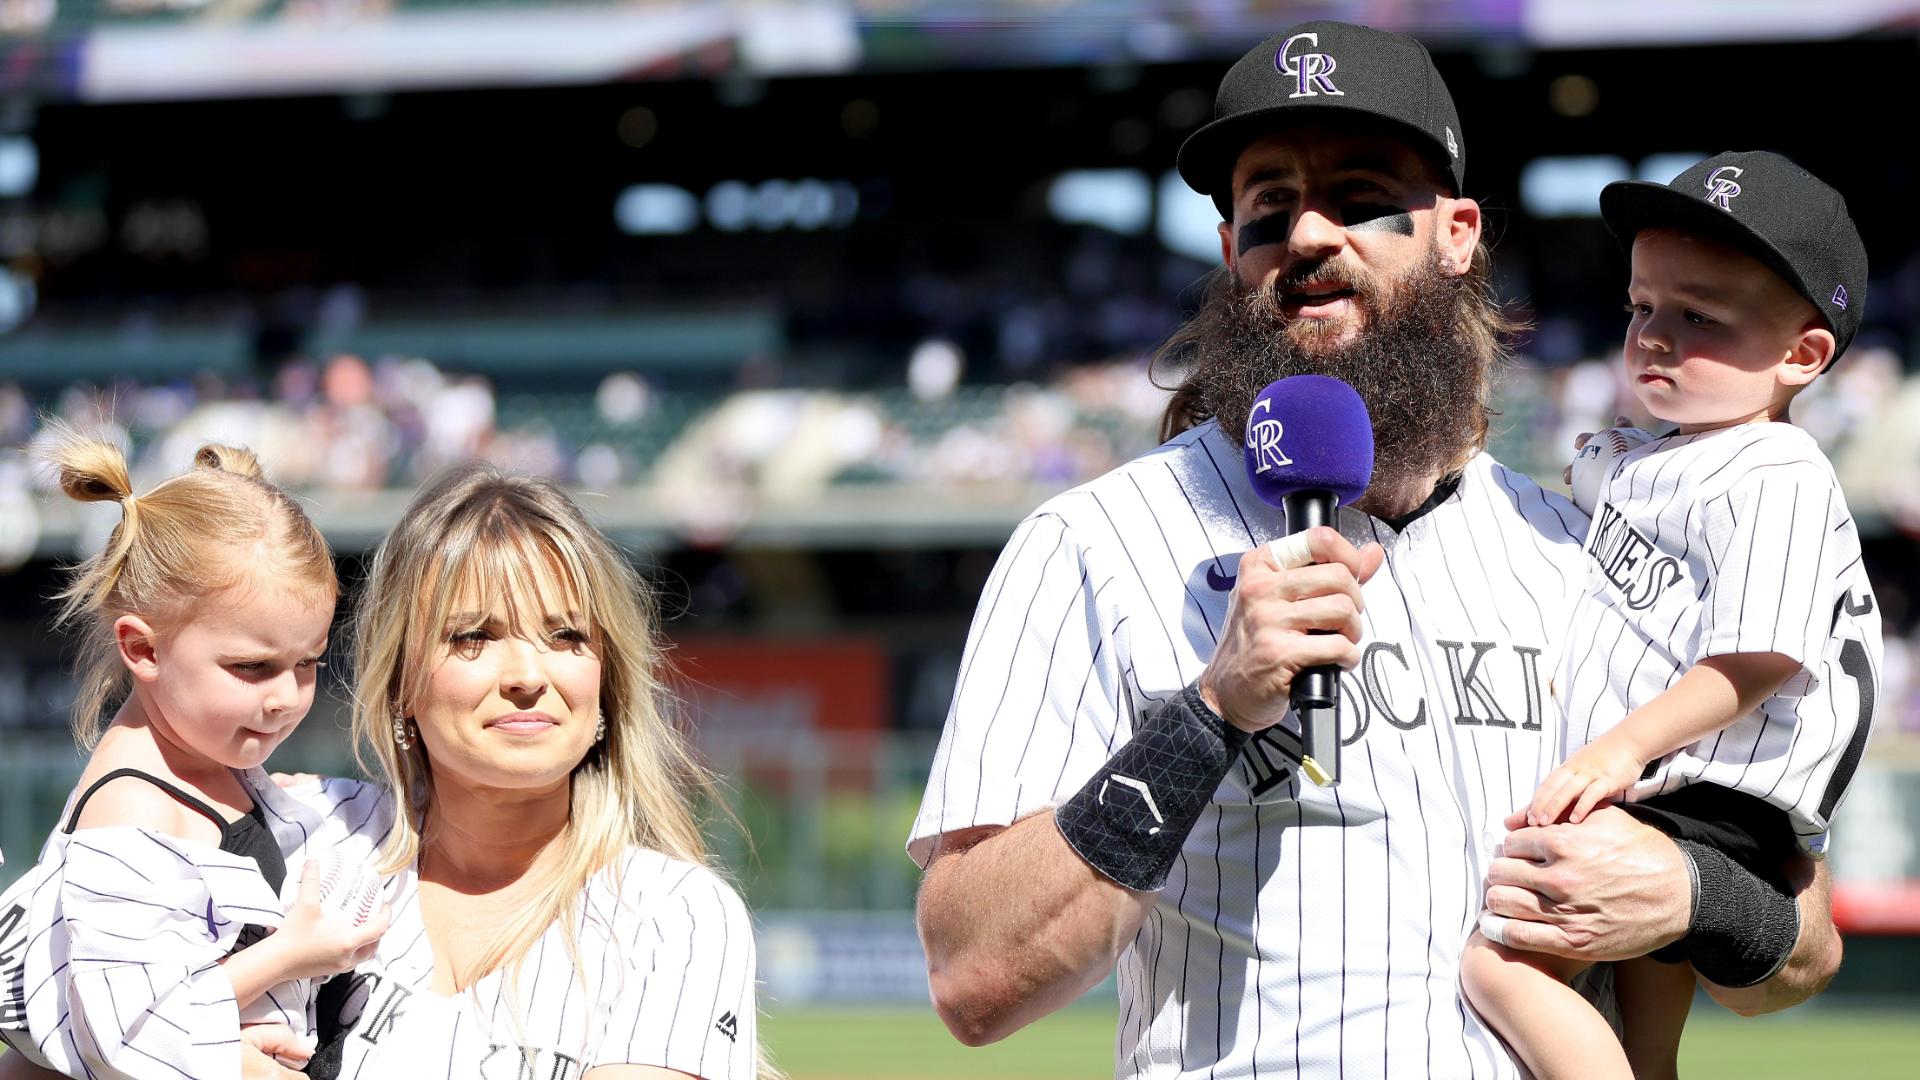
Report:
351,462,715,984
42,428,338,745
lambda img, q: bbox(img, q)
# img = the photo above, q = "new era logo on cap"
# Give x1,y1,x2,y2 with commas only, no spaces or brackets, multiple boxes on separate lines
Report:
1833,285,1850,310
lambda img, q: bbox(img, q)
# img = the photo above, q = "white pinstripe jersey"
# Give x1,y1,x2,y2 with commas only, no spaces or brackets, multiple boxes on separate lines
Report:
324,849,757,1080
910,421,1592,1080
0,773,392,1080
1560,422,1883,851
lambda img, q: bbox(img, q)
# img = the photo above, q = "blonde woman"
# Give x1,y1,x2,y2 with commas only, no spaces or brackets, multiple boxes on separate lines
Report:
304,461,759,1080
2,461,762,1080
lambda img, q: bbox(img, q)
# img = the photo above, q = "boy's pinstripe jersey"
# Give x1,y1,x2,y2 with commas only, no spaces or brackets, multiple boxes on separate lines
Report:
1560,422,1882,851
910,420,1591,1080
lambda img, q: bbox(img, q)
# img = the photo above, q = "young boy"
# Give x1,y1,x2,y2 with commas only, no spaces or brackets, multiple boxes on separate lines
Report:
1461,150,1882,1080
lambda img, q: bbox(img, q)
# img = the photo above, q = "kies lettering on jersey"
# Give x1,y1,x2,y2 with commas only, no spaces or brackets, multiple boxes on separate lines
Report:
1586,501,1683,610
910,421,1589,1079
1562,423,1882,846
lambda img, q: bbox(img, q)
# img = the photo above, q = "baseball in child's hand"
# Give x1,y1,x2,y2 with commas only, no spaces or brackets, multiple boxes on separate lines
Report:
275,859,392,980
1568,426,1657,515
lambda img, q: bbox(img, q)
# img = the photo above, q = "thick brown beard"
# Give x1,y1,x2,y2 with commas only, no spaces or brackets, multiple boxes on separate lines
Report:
1181,246,1495,505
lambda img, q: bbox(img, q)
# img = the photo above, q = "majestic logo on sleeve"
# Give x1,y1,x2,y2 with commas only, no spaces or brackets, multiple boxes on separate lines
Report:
1276,32,1343,98
1586,502,1682,610
1245,399,1294,473
1703,165,1745,210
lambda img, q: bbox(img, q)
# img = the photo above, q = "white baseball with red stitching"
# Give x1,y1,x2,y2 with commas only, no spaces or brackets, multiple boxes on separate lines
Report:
315,851,385,927
1569,426,1657,515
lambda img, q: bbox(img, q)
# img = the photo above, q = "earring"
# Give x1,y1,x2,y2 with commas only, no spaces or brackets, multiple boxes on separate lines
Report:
594,711,606,743
392,711,414,750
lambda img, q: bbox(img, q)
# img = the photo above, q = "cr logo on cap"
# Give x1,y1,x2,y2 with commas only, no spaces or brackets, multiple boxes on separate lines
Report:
1276,32,1344,99
1703,165,1744,211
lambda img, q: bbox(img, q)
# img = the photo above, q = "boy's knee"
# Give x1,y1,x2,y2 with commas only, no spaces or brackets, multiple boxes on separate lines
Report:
1460,931,1516,1000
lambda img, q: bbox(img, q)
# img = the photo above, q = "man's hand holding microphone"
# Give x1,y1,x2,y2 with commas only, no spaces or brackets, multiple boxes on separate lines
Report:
1200,375,1382,782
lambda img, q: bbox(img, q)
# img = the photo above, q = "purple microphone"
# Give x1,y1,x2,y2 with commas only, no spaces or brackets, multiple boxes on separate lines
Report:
1243,374,1374,786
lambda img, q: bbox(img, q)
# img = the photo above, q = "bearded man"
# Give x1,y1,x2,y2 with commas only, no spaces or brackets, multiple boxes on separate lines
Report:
907,21,1841,1078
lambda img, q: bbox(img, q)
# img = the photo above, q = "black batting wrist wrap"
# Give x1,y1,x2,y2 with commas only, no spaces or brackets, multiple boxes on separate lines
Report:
1674,838,1800,988
1055,683,1251,892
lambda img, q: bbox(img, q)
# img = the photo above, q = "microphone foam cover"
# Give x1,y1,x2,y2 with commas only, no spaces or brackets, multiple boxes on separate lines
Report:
1242,375,1375,508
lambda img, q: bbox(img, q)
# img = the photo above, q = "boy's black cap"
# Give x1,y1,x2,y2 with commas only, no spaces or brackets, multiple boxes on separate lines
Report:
1178,21,1465,220
1601,151,1868,358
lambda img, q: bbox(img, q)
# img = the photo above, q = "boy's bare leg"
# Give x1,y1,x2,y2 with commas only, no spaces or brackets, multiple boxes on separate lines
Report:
1461,929,1634,1080
1617,955,1695,1080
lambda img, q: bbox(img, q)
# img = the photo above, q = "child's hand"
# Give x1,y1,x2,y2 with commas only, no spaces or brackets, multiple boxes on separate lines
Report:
1526,740,1646,826
241,1024,317,1070
269,772,323,791
268,860,390,981
1560,415,1632,486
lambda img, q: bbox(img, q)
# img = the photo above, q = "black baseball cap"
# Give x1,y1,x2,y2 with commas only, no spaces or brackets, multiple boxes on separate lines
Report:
1600,151,1868,358
1178,21,1466,220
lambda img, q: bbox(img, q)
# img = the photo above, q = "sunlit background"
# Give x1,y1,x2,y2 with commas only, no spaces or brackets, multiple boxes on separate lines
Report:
2,2,1919,1076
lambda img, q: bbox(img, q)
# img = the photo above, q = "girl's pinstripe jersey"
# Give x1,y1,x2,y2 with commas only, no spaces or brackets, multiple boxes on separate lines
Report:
0,773,392,1080
1559,422,1883,851
323,848,757,1080
909,420,1591,1080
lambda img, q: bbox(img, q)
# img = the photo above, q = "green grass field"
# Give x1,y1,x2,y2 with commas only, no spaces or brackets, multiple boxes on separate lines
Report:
3,1004,1909,1077
764,1005,1920,1079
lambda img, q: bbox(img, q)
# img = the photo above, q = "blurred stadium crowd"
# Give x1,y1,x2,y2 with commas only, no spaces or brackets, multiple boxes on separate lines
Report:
6,329,1920,742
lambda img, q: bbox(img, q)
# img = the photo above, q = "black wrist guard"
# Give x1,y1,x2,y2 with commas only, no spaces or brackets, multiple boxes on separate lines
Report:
1675,838,1800,988
1055,683,1251,891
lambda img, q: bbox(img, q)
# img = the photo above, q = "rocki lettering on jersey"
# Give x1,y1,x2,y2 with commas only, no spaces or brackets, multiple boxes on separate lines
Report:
1242,637,1548,797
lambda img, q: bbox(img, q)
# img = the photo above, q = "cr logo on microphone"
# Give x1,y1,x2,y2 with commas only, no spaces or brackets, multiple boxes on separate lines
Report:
1246,399,1293,473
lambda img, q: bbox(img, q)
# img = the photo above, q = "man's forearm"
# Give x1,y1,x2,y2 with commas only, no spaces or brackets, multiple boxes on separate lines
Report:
1702,857,1841,1016
917,812,1156,1046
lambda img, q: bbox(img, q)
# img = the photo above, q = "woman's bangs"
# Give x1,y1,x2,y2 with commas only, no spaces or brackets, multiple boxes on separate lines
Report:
437,520,599,642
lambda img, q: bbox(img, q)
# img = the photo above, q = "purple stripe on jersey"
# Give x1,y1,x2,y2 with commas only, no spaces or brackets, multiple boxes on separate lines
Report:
62,882,186,914
67,920,210,955
698,879,732,1076
1121,468,1213,638
971,551,1087,820
935,517,1050,821
25,960,69,1009
64,841,154,884
1089,491,1189,682
121,1037,206,1080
